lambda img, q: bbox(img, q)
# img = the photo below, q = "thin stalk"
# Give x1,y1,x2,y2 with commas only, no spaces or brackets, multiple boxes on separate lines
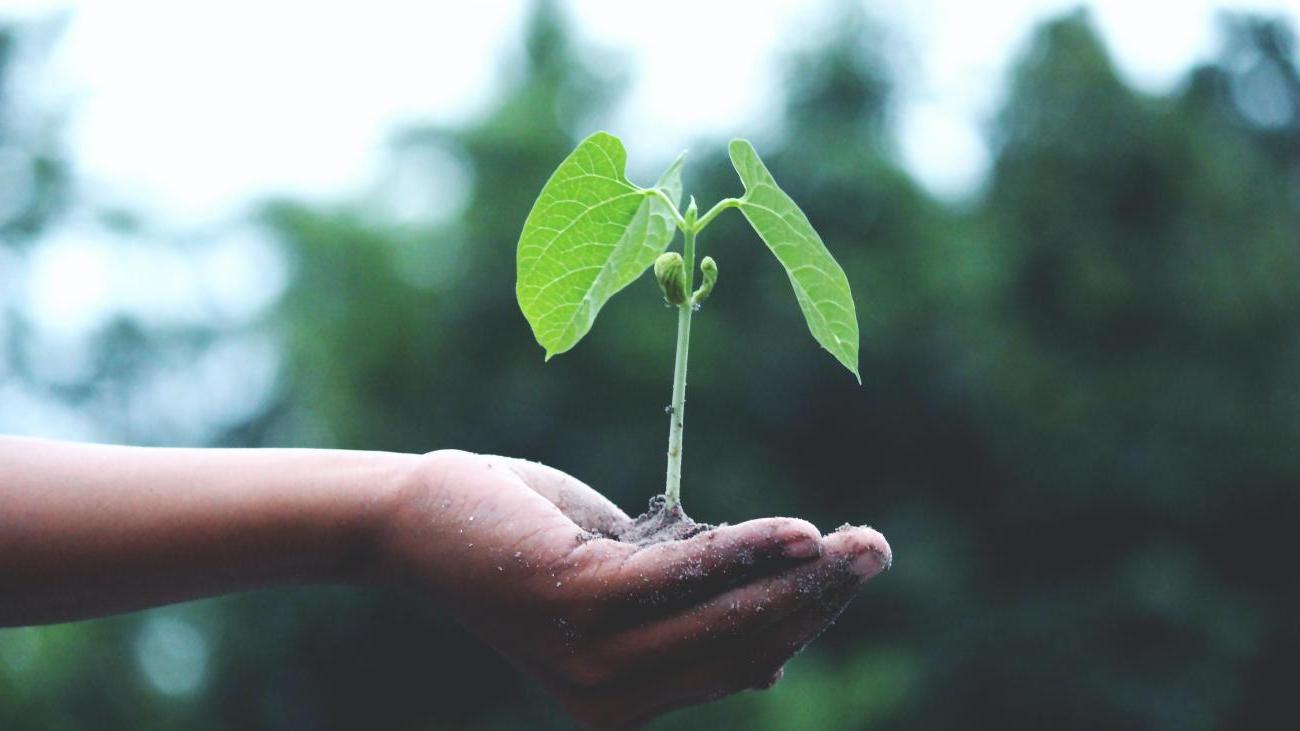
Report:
695,197,740,230
663,221,697,508
649,188,689,229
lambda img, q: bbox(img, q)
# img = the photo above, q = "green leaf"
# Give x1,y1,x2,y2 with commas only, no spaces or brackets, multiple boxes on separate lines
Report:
517,132,684,359
728,139,861,382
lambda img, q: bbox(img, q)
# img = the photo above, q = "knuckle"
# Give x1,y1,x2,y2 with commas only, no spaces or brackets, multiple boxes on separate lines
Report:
406,450,475,501
774,516,820,537
417,448,475,472
756,517,819,546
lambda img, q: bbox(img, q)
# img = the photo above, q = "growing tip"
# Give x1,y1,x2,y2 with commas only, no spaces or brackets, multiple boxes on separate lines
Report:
692,256,718,305
655,252,688,305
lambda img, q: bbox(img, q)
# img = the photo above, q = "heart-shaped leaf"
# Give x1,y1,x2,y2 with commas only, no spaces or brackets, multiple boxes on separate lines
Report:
517,132,684,358
729,139,861,382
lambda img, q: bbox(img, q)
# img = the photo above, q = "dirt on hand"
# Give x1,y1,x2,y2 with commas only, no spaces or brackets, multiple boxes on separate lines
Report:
603,495,716,547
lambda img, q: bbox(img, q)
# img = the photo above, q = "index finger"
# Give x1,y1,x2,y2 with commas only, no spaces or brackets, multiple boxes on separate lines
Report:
588,517,824,616
591,526,890,675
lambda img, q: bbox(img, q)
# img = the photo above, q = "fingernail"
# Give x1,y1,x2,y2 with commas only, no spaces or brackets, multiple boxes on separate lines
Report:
782,536,821,559
852,544,891,578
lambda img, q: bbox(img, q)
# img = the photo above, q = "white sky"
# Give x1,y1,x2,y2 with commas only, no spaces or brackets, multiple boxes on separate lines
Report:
2,0,1298,217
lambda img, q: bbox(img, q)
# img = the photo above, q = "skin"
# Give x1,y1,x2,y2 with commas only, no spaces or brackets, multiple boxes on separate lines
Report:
0,436,890,729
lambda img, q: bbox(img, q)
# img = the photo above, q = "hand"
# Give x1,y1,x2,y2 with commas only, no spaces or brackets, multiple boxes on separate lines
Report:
377,450,891,729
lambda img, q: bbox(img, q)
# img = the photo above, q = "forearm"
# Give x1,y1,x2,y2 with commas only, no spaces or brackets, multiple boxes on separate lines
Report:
0,436,417,626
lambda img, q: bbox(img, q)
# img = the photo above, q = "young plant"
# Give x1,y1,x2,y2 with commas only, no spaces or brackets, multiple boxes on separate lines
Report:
516,132,858,522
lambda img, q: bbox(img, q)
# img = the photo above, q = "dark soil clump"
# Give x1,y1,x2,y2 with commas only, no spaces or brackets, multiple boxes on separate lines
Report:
609,495,715,547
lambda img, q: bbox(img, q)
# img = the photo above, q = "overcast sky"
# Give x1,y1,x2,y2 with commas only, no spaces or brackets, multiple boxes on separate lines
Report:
3,0,1299,220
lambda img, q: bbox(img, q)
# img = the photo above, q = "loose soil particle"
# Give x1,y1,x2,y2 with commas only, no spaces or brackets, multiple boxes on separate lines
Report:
604,495,717,547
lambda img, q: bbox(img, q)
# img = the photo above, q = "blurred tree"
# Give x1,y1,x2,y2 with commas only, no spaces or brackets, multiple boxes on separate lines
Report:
0,24,68,245
5,3,1300,730
947,10,1300,728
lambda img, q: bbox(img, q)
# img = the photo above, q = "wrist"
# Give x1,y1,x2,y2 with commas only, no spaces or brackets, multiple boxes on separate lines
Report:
360,449,474,587
315,450,428,585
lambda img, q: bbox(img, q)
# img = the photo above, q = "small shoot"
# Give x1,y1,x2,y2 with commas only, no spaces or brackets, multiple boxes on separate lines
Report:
516,132,860,510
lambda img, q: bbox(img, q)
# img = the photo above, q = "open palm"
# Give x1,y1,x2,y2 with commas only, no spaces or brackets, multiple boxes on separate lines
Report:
380,450,891,729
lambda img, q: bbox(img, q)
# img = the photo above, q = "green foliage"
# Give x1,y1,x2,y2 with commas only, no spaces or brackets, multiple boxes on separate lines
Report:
516,132,683,359
518,133,861,381
729,139,861,381
518,131,862,504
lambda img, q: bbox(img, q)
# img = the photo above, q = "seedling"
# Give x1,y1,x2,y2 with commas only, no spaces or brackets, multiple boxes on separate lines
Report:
516,132,858,525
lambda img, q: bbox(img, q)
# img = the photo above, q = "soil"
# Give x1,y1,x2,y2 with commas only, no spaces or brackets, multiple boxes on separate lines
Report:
604,495,717,547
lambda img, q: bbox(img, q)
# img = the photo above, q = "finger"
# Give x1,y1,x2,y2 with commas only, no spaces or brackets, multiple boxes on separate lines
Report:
620,587,856,728
582,539,883,729
601,517,825,612
593,526,888,673
493,456,632,536
737,565,865,670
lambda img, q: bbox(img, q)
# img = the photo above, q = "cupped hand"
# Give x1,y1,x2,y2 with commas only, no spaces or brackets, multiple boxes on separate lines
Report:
377,450,890,729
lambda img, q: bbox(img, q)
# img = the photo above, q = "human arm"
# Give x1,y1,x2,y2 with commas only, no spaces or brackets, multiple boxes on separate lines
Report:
0,435,412,624
0,437,891,728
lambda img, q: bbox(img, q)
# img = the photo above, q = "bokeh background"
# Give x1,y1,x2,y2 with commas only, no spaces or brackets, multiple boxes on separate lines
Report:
3,0,1299,728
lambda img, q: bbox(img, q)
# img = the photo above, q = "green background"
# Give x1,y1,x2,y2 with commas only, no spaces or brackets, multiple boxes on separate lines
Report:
3,3,1297,728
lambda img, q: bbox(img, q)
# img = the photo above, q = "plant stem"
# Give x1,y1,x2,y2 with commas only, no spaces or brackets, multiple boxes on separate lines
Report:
695,197,740,230
649,188,689,229
663,222,697,509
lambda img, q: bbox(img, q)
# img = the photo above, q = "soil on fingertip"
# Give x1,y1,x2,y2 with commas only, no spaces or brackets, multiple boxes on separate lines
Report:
604,495,716,547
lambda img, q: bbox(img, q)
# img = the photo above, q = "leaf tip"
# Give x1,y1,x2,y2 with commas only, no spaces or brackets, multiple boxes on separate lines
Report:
834,350,861,385
660,149,688,180
586,129,620,143
728,138,756,157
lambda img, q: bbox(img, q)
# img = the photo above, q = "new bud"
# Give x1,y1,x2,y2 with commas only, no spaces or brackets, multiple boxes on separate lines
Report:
655,252,688,305
692,256,718,305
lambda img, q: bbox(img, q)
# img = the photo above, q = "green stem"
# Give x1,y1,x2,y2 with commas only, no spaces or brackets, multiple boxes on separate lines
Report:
695,197,740,230
649,188,689,230
663,222,697,508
